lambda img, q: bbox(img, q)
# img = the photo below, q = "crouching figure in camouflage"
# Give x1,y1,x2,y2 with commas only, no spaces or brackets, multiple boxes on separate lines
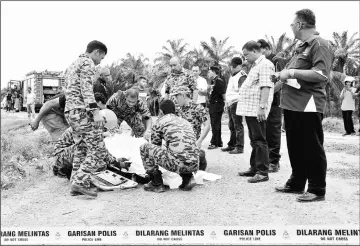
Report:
106,88,152,140
140,100,200,193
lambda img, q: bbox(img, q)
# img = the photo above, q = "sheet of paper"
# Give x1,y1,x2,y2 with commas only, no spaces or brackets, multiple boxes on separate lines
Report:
286,79,301,89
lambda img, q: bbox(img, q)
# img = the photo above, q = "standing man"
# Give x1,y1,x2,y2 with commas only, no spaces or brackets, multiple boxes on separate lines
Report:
140,100,199,193
163,57,198,113
192,65,208,108
221,57,246,154
274,9,334,202
207,66,226,149
257,39,285,172
106,88,152,139
25,87,36,121
5,90,12,112
64,40,108,198
171,86,211,170
93,67,112,101
237,41,275,183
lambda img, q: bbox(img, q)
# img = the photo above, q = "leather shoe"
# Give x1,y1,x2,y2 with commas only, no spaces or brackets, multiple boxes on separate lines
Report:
268,164,280,173
208,145,218,150
296,192,325,202
275,185,304,194
229,148,243,154
238,170,256,177
248,174,269,183
221,146,235,152
70,183,98,198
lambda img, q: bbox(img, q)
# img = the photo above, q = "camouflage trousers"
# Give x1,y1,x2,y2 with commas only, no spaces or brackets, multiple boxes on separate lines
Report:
140,143,198,174
120,113,146,137
65,109,108,188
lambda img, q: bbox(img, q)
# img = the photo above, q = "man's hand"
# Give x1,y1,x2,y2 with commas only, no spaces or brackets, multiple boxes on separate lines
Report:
30,120,40,131
257,107,266,122
113,158,132,171
195,139,202,149
93,109,105,128
270,72,280,83
279,69,291,81
144,130,151,141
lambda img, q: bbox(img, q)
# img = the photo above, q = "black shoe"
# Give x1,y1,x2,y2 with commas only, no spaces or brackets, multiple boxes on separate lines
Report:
179,173,197,191
296,192,325,202
229,148,244,154
221,146,235,152
275,185,304,194
70,183,98,198
238,170,256,177
248,174,269,183
268,164,280,173
144,181,166,193
208,145,218,150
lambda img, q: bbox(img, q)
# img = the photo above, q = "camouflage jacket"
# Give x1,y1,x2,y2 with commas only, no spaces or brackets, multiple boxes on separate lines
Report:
106,90,151,121
64,53,98,112
179,101,208,140
164,68,197,99
54,127,117,163
151,114,199,164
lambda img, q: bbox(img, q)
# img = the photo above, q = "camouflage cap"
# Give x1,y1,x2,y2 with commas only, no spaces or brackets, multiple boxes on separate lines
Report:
169,86,191,96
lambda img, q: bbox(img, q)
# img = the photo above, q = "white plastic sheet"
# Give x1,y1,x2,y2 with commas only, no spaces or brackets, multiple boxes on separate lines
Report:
104,134,221,189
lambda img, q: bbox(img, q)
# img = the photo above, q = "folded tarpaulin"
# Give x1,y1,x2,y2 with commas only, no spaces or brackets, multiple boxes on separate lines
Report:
104,134,221,189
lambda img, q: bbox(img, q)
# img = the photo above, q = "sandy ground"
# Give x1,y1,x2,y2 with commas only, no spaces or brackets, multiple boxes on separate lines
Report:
1,110,359,227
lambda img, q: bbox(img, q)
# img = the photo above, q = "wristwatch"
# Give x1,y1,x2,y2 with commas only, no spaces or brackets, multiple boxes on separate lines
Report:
259,104,267,109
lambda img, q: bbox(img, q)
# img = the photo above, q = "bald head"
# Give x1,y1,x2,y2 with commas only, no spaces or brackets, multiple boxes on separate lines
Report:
169,57,182,73
99,67,112,82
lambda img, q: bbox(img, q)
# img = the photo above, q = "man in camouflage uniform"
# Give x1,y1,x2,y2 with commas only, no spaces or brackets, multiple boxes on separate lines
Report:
171,86,210,171
163,57,198,115
106,88,152,140
64,40,109,198
140,100,200,193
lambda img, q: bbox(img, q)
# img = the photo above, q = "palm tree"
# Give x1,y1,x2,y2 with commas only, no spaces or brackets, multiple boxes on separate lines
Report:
116,53,150,89
200,37,236,67
265,33,294,54
187,47,211,77
330,31,360,75
154,39,190,66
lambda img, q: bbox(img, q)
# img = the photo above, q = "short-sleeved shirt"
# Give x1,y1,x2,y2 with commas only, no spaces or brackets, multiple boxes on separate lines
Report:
179,101,208,140
208,76,226,114
26,92,36,105
106,90,151,121
280,35,334,113
164,68,197,99
196,76,208,104
236,55,275,117
41,94,69,141
151,113,199,165
341,88,356,111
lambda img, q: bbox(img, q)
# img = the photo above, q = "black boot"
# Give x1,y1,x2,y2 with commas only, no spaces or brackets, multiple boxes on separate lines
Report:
144,169,166,193
199,149,207,171
179,173,196,191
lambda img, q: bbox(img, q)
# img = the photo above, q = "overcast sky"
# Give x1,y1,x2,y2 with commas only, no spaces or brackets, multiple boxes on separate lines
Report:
1,1,359,89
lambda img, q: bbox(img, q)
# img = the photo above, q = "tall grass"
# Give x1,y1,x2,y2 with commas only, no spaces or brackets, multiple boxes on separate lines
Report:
1,123,53,189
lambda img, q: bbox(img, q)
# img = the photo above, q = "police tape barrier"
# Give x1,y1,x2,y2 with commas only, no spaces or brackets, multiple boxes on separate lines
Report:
1,226,359,245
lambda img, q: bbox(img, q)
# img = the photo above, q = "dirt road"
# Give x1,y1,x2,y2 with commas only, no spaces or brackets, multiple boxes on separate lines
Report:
1,111,359,227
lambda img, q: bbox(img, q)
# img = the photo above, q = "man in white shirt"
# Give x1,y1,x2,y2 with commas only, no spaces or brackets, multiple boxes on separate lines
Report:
192,65,208,108
25,87,36,121
222,57,247,154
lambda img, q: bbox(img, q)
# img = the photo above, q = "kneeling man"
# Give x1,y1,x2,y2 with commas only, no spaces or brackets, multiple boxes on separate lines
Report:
140,100,200,192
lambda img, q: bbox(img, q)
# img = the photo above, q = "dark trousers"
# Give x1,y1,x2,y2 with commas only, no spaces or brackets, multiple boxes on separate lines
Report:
266,105,282,165
342,110,355,134
245,117,269,176
284,110,327,196
210,111,223,147
227,103,244,150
